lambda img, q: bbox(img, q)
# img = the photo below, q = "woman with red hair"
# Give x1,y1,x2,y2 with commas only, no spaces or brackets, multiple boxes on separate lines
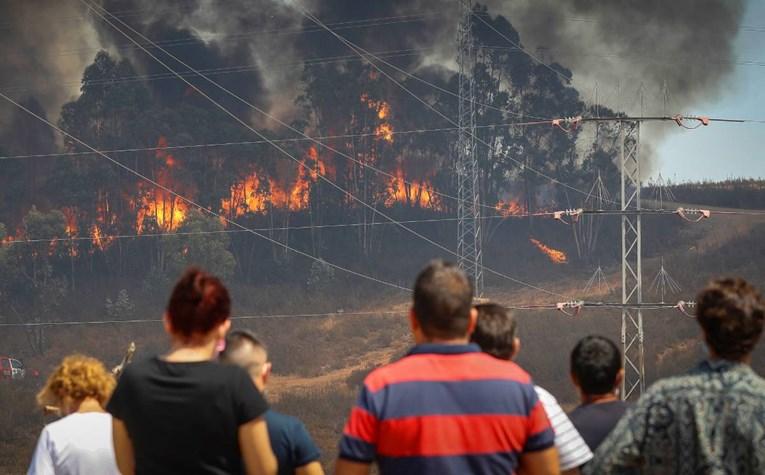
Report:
107,268,276,475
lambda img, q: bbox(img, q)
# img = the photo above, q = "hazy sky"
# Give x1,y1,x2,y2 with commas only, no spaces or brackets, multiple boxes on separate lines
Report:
655,1,765,183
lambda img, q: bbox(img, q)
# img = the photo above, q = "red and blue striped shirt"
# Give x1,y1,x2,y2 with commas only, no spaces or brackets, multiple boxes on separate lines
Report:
339,343,555,474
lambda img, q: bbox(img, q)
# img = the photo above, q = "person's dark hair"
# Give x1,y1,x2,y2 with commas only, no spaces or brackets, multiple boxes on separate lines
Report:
471,303,517,360
412,260,473,339
570,335,622,395
220,330,267,360
166,267,231,339
696,277,765,361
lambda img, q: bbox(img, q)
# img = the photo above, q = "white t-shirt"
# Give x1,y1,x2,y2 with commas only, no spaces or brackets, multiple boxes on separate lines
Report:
28,412,120,475
535,386,593,471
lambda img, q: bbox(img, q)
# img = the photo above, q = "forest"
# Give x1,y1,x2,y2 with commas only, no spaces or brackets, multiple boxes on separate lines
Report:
0,4,632,337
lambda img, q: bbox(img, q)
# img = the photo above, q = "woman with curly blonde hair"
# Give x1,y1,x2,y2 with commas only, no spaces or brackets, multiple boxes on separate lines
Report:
28,354,120,475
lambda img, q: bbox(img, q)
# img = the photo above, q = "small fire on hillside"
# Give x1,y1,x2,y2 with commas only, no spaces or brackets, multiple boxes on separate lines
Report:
221,145,332,217
495,199,525,217
386,168,438,208
530,238,567,264
361,93,394,143
136,137,188,233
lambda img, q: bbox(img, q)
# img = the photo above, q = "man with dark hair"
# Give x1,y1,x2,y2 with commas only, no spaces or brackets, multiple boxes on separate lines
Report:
568,335,628,451
588,278,765,474
336,261,559,475
471,303,593,474
220,330,324,475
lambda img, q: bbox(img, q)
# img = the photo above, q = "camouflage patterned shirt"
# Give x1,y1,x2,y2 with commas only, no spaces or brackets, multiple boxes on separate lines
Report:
585,359,765,475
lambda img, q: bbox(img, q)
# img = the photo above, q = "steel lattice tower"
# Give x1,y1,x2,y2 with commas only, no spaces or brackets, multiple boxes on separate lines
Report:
620,121,645,400
456,0,483,296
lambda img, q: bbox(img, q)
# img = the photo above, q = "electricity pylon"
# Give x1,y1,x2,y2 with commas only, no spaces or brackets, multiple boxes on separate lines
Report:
456,0,483,296
620,120,645,401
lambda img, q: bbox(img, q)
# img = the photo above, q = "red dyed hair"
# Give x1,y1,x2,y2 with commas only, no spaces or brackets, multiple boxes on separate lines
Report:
166,267,231,338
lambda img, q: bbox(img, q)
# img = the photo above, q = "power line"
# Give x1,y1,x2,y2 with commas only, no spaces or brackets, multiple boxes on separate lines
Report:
51,13,441,57
79,0,566,299
0,47,433,94
0,92,410,294
472,12,573,85
0,120,552,162
0,300,695,328
0,310,404,328
0,213,557,246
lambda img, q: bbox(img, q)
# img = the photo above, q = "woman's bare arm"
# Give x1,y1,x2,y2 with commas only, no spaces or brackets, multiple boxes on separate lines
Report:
239,416,277,475
112,418,135,475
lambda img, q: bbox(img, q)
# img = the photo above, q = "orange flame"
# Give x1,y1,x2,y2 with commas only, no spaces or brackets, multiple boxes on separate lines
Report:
221,146,331,217
221,175,267,217
361,94,394,143
386,168,439,209
530,238,568,264
495,200,524,217
91,225,112,251
61,207,79,256
136,137,189,232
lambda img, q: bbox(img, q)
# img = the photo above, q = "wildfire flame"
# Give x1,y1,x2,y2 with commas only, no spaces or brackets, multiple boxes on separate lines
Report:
221,175,266,217
61,207,79,256
136,137,188,232
221,146,331,217
386,168,438,208
495,199,525,217
91,225,111,251
361,93,394,143
530,238,568,264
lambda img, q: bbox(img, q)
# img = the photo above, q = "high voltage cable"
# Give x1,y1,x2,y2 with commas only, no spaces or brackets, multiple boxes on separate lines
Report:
472,12,573,86
6,206,762,246
0,301,693,328
52,13,441,57
0,92,410,293
0,47,434,94
78,0,567,299
0,120,551,161
0,213,556,246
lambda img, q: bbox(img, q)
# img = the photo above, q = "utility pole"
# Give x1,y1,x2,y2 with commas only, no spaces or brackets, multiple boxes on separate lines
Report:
620,120,645,400
456,0,483,296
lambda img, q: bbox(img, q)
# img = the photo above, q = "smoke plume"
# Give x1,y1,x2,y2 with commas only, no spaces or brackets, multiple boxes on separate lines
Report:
0,0,747,145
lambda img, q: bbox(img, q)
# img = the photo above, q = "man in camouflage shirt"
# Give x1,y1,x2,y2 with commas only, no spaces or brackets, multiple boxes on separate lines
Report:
587,277,765,475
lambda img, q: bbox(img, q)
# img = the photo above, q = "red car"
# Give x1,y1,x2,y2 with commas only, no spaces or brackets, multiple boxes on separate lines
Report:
0,356,38,380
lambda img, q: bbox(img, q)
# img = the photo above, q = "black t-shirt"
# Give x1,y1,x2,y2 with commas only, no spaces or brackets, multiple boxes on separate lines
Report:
107,356,268,475
569,400,629,452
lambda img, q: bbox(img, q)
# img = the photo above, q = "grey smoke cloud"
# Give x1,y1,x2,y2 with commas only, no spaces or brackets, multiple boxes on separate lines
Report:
0,0,747,144
0,1,100,125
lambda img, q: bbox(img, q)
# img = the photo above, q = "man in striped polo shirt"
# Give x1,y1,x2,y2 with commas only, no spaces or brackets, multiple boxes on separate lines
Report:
471,303,593,474
336,261,559,475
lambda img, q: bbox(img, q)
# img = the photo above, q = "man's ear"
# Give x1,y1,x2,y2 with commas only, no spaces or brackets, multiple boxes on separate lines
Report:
466,307,478,336
510,337,521,359
409,308,425,343
614,368,625,393
162,313,173,335
261,362,273,385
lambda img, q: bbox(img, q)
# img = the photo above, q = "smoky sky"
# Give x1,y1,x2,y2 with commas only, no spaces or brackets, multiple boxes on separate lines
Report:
0,0,748,134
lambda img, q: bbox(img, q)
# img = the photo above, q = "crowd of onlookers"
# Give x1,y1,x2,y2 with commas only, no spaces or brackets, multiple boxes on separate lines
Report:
25,261,765,474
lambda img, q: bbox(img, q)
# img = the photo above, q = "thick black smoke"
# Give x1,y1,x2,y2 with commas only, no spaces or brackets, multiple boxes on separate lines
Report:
0,0,747,137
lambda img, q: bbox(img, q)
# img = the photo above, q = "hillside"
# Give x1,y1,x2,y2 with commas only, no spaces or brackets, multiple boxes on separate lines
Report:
2,189,765,473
